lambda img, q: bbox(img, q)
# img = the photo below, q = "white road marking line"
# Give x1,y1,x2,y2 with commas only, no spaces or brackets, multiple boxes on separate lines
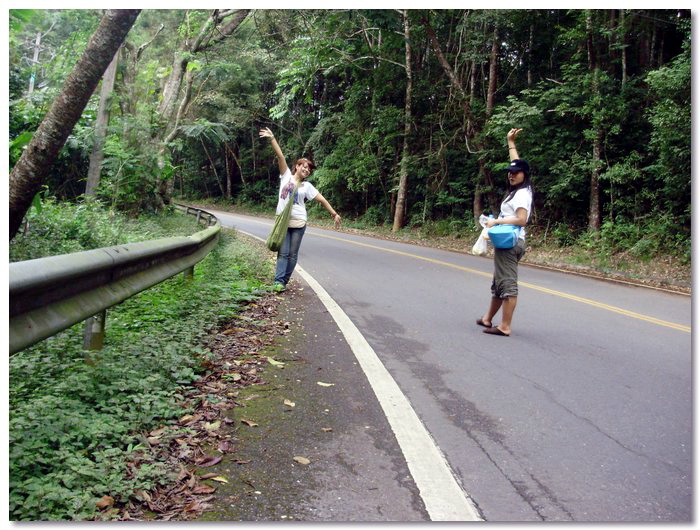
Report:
234,227,482,521
296,266,482,522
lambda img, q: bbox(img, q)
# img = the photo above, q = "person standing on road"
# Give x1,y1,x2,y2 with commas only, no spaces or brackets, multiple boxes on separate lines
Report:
477,128,533,337
259,127,341,290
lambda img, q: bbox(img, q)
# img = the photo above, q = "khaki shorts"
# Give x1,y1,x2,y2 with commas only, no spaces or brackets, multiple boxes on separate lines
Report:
491,239,526,299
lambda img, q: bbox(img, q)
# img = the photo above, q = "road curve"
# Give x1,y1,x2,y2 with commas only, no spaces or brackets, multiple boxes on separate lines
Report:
211,210,691,522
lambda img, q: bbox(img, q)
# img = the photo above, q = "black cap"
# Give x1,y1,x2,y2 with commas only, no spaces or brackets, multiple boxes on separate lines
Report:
505,159,529,175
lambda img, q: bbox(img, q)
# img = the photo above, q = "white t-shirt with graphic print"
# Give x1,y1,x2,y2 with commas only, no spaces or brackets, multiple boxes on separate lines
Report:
275,168,319,222
498,187,533,240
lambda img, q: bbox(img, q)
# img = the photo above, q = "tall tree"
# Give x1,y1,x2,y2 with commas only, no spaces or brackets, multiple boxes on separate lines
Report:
154,9,250,205
392,10,413,232
586,10,602,231
157,9,250,128
9,9,140,239
84,52,119,196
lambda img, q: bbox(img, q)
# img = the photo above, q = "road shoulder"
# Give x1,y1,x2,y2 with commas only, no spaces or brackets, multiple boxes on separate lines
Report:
197,279,427,521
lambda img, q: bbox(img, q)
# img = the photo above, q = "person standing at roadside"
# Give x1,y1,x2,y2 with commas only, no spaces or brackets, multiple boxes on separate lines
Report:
477,128,533,336
259,127,341,290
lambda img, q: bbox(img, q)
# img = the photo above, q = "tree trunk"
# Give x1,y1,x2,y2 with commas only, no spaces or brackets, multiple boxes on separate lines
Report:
27,31,41,96
587,11,602,231
393,11,413,233
486,25,498,116
620,10,628,87
153,10,249,206
9,9,140,240
157,10,249,130
224,145,232,199
85,52,119,196
589,128,603,231
120,23,164,117
472,186,483,220
422,15,498,218
157,53,188,126
527,23,534,87
226,142,246,188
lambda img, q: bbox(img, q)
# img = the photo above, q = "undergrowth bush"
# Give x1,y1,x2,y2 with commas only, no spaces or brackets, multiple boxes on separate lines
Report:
9,197,200,262
575,217,690,263
9,203,275,520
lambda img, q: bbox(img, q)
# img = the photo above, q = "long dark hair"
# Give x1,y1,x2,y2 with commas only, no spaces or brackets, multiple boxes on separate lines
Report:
504,173,534,203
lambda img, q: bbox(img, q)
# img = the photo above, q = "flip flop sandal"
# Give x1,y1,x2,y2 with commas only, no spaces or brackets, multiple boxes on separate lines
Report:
476,319,492,328
483,327,510,337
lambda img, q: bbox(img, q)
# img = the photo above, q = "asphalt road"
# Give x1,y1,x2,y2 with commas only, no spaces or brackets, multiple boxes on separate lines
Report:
211,209,691,522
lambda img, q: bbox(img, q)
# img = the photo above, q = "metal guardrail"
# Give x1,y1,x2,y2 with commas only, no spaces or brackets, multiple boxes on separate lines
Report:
9,205,220,355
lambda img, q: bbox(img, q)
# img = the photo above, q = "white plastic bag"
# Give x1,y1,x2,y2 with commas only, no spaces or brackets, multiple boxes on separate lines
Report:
471,227,489,256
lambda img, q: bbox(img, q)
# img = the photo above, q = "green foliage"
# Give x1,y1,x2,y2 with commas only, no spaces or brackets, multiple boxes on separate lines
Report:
96,134,167,213
8,197,198,262
9,205,275,520
8,9,690,261
10,131,34,167
644,22,691,226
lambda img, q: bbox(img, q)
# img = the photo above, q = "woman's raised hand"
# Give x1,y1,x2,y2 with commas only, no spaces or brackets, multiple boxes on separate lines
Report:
259,127,274,139
507,128,523,142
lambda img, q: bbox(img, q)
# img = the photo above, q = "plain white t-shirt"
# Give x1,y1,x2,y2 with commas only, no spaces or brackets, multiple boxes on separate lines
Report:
499,187,533,239
275,168,319,222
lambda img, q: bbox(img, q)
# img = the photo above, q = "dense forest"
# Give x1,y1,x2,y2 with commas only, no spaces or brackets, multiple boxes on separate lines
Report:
9,9,691,260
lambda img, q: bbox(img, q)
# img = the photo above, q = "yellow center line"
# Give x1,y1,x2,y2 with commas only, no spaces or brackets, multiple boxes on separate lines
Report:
220,213,690,334
307,230,690,334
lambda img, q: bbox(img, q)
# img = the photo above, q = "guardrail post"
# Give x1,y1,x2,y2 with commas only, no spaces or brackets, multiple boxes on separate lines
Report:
183,266,195,281
196,211,202,224
83,310,107,350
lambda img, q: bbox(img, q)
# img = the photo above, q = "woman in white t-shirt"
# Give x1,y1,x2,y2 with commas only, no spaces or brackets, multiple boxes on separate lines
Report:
477,128,533,337
259,127,341,290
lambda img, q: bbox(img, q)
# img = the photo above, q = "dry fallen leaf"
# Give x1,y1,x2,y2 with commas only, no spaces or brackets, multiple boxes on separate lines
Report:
193,484,217,495
199,472,218,480
293,456,311,465
241,419,258,427
283,399,295,408
179,413,202,425
321,427,333,432
204,420,221,432
183,500,202,513
197,455,223,467
96,495,114,510
317,382,335,387
210,476,229,483
149,427,167,437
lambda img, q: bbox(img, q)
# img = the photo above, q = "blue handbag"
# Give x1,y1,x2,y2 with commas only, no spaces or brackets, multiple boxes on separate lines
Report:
487,224,521,249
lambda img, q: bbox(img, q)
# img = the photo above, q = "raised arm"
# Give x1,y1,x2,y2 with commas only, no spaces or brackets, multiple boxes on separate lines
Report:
507,128,522,161
314,193,341,228
259,127,289,175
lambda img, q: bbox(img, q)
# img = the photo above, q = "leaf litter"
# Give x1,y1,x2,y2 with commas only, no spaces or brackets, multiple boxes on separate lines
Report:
107,291,293,521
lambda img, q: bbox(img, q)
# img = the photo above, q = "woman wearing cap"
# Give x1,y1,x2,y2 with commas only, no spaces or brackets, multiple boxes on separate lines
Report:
477,128,534,336
259,127,341,290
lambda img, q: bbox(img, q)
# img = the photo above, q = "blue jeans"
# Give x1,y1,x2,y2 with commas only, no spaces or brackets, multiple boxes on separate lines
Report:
274,225,306,285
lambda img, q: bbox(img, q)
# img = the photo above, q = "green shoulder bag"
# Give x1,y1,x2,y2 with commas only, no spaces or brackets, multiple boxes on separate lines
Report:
266,184,298,252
